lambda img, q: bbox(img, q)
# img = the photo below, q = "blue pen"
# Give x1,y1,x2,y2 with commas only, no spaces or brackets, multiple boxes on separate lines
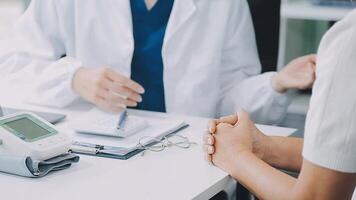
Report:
117,110,128,129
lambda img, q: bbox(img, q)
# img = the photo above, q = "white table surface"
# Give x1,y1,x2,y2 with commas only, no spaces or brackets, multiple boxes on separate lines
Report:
0,85,296,200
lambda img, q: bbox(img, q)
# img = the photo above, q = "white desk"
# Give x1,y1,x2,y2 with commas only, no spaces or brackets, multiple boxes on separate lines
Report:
0,86,296,200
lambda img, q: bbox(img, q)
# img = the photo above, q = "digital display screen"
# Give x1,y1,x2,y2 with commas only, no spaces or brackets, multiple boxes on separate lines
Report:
4,117,51,141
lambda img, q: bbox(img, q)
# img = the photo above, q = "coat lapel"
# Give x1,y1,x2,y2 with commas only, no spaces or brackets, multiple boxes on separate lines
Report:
164,0,197,44
113,0,134,47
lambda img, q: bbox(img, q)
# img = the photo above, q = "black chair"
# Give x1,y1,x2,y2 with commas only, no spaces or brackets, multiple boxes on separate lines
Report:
248,0,281,73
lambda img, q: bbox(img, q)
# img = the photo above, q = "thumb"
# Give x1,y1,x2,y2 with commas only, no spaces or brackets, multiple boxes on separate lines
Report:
234,109,251,126
308,54,317,64
309,61,317,72
219,114,239,125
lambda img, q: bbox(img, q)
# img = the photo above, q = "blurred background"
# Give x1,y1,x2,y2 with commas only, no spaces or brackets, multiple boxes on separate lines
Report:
0,0,354,133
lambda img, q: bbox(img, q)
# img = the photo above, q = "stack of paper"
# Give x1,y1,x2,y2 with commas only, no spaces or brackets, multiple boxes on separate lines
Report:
68,108,188,158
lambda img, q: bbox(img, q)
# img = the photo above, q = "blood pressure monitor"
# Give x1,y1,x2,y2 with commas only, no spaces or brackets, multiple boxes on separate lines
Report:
0,112,72,160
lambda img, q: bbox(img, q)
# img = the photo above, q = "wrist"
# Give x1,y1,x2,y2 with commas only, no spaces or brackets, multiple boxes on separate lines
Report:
271,73,287,93
72,67,86,93
261,136,285,166
230,151,257,178
259,136,273,163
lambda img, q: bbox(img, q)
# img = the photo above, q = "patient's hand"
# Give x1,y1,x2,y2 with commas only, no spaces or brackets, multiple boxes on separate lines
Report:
272,54,316,93
72,67,145,113
203,110,268,170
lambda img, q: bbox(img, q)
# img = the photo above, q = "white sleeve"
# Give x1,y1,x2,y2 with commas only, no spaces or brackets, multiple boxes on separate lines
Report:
0,0,82,107
217,0,291,125
302,11,356,173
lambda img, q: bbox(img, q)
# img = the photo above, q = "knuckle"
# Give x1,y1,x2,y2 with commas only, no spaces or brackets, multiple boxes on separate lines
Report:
216,123,227,130
209,120,216,126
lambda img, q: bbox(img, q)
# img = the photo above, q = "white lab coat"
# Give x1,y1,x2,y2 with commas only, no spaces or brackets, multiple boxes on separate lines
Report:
0,0,290,124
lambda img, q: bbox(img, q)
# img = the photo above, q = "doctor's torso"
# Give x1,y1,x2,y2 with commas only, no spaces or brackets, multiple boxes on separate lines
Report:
17,0,260,118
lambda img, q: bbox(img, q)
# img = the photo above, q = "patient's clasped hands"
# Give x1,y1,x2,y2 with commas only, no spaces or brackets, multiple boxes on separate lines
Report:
202,54,316,173
203,110,269,174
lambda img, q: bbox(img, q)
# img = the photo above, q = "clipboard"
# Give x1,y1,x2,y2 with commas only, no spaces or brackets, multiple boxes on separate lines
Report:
70,123,190,160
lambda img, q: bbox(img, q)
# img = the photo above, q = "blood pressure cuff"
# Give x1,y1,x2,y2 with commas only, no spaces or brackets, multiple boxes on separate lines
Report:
0,153,80,178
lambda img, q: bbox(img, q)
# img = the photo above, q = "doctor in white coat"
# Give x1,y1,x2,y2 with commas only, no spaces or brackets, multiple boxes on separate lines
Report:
0,0,315,124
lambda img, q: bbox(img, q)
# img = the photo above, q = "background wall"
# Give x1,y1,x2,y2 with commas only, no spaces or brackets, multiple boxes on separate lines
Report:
285,20,328,64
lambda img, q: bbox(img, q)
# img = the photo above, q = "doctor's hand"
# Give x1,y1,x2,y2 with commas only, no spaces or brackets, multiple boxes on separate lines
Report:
203,110,268,165
272,54,316,93
72,67,145,113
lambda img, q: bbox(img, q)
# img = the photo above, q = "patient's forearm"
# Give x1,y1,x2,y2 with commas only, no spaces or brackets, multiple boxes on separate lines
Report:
230,152,356,200
263,137,303,172
231,152,297,200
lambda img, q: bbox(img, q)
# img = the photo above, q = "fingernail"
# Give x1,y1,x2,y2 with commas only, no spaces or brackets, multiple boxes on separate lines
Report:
207,138,212,145
208,146,213,153
139,88,145,94
137,96,142,102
